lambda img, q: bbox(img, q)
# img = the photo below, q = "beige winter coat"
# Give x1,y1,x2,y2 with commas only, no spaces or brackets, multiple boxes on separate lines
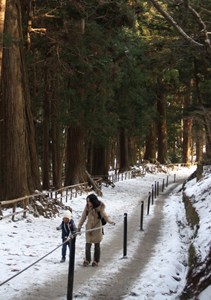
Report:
78,201,114,243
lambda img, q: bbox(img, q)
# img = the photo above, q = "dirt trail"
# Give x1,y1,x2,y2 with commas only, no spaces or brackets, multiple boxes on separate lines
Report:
18,180,183,300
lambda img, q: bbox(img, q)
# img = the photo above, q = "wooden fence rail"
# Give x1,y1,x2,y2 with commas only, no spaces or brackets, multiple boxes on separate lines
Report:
0,167,177,221
0,195,34,221
0,179,102,220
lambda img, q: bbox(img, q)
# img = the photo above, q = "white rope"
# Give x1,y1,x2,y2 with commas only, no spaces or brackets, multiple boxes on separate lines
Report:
0,225,107,286
78,225,104,235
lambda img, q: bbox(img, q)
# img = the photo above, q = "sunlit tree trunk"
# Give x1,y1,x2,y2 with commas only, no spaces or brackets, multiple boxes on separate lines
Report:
182,85,193,163
182,117,192,163
0,0,6,78
0,0,40,200
107,137,118,171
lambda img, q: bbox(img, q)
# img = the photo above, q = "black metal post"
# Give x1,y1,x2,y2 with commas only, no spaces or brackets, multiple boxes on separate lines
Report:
157,182,159,196
140,201,144,231
162,179,165,192
67,236,76,300
147,192,151,215
151,184,154,205
166,175,169,187
174,174,176,183
154,181,157,199
123,213,127,258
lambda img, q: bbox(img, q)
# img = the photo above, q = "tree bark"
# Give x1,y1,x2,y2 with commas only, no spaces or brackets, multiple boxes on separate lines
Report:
0,0,40,200
42,65,50,190
157,95,168,163
182,118,192,163
51,75,62,189
195,131,203,162
91,144,107,176
128,136,137,166
64,125,86,185
144,122,157,162
119,128,129,172
0,0,6,78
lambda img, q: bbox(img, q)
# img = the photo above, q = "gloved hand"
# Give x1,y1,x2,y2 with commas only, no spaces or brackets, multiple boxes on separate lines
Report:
77,228,81,235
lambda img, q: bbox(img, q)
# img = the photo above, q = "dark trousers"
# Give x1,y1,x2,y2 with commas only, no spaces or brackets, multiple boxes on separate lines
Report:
62,238,70,259
86,242,100,263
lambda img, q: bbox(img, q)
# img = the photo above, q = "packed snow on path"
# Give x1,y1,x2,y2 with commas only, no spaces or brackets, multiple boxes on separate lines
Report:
0,165,210,300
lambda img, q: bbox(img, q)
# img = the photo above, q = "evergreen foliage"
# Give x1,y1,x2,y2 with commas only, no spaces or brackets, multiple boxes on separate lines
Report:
1,0,211,190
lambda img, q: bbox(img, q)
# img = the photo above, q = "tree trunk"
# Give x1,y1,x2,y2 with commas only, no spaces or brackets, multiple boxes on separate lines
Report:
182,117,192,163
0,0,40,200
182,88,193,163
129,136,137,166
195,134,203,162
51,76,62,189
64,125,86,185
42,65,50,189
157,95,168,163
144,122,157,162
91,143,109,177
119,128,129,172
193,60,204,163
203,108,211,159
0,0,6,78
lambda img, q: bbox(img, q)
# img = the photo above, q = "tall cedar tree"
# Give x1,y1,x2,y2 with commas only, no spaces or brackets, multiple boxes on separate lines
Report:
0,0,40,201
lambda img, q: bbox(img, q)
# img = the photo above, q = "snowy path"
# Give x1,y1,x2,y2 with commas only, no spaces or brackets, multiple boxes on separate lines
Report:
74,182,182,300
17,180,183,300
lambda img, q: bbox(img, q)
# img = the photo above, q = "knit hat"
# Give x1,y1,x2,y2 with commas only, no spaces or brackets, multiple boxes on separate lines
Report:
63,210,72,220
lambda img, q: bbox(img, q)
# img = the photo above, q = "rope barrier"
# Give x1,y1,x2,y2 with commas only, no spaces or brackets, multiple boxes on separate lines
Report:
0,225,105,287
0,241,66,286
0,172,178,290
0,172,178,287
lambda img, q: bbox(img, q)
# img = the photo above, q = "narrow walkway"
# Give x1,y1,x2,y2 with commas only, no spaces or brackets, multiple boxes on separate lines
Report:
75,182,182,299
18,180,183,300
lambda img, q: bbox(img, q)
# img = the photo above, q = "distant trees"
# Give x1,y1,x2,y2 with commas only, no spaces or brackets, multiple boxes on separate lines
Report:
147,0,211,160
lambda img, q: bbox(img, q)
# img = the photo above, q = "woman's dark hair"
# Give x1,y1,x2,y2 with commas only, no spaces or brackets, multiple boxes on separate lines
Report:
87,194,100,208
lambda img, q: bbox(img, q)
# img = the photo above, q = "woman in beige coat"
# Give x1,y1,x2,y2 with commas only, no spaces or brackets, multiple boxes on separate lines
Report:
77,193,115,266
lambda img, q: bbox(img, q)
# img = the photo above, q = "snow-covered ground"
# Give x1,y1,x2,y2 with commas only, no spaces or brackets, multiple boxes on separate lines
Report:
0,165,210,299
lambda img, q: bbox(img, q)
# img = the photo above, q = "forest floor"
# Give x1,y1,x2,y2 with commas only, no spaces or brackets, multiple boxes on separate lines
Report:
18,181,183,300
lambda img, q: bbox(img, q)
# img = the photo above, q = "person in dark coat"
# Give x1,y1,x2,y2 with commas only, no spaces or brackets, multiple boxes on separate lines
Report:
77,193,115,267
57,210,76,262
